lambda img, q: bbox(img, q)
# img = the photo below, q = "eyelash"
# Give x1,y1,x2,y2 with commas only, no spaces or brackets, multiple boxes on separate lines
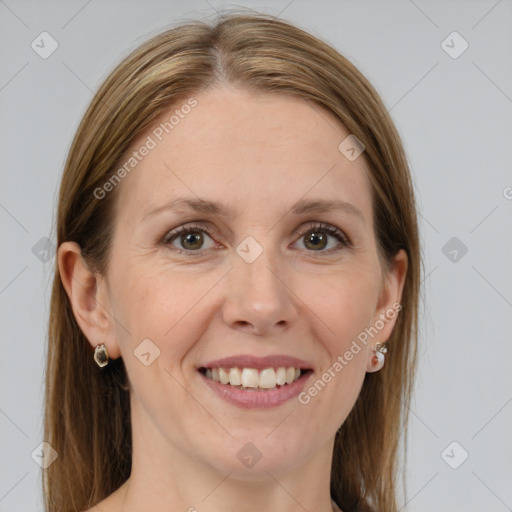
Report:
161,221,351,257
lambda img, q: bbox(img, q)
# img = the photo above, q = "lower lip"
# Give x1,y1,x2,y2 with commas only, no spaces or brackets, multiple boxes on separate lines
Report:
199,371,312,409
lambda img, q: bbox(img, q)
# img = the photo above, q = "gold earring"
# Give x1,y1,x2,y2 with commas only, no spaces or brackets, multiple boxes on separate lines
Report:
94,344,109,367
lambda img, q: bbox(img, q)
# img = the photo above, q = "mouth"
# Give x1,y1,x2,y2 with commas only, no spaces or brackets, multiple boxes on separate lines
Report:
198,366,313,391
196,354,314,408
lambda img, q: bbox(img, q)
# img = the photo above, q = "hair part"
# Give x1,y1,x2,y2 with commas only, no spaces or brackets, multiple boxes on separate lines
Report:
45,10,421,512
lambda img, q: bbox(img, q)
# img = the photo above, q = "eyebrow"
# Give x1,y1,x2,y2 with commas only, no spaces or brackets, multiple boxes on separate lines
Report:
141,197,365,225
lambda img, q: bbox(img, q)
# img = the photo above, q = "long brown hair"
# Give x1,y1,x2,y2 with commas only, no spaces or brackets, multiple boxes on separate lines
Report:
45,10,421,512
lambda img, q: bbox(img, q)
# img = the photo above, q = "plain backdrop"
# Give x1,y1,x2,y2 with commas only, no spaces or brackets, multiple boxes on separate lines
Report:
1,1,511,511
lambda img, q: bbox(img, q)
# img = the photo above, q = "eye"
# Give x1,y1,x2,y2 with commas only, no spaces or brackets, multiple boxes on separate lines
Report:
162,222,217,255
293,222,350,253
162,221,350,256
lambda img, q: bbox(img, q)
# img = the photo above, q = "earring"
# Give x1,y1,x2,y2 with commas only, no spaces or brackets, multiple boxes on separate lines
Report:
94,343,109,367
368,342,387,372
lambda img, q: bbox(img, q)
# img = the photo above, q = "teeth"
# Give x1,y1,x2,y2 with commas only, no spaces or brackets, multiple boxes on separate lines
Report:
229,368,242,386
276,367,287,385
204,366,305,389
241,368,259,388
219,367,229,384
259,368,276,389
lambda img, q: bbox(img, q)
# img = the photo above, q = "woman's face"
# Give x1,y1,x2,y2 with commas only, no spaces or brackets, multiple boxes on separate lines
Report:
79,86,406,479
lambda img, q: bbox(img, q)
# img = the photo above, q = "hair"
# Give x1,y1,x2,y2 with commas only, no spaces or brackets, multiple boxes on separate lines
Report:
44,10,421,512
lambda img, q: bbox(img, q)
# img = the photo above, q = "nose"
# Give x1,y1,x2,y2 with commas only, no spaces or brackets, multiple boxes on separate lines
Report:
221,244,299,336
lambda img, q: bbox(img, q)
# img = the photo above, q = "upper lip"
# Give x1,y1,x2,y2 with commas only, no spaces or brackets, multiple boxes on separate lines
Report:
199,354,313,371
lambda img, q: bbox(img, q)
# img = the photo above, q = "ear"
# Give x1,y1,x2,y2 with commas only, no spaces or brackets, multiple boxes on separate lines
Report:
57,241,121,359
371,248,408,345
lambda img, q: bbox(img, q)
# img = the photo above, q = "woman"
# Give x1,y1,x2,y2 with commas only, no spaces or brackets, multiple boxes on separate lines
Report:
45,11,420,512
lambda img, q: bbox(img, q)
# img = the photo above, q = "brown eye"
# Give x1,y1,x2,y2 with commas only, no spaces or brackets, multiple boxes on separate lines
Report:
303,231,328,251
163,221,349,256
179,231,204,250
295,223,349,253
163,223,217,254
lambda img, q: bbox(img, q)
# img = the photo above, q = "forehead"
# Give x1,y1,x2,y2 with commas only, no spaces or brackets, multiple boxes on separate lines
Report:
113,86,373,225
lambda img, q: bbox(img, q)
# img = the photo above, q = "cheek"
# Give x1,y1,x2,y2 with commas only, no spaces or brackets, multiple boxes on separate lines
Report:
309,266,380,352
112,263,212,414
308,268,378,417
110,260,220,360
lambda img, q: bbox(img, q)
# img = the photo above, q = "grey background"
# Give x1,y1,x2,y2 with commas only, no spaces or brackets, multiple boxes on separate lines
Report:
1,1,511,511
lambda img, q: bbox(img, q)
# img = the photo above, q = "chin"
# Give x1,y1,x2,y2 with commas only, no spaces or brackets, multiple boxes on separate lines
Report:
202,433,310,479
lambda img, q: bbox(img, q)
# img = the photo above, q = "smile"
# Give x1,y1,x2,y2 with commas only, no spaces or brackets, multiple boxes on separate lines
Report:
198,367,313,409
199,366,310,390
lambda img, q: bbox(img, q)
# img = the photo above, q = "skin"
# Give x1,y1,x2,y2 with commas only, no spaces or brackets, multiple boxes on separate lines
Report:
59,85,407,512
